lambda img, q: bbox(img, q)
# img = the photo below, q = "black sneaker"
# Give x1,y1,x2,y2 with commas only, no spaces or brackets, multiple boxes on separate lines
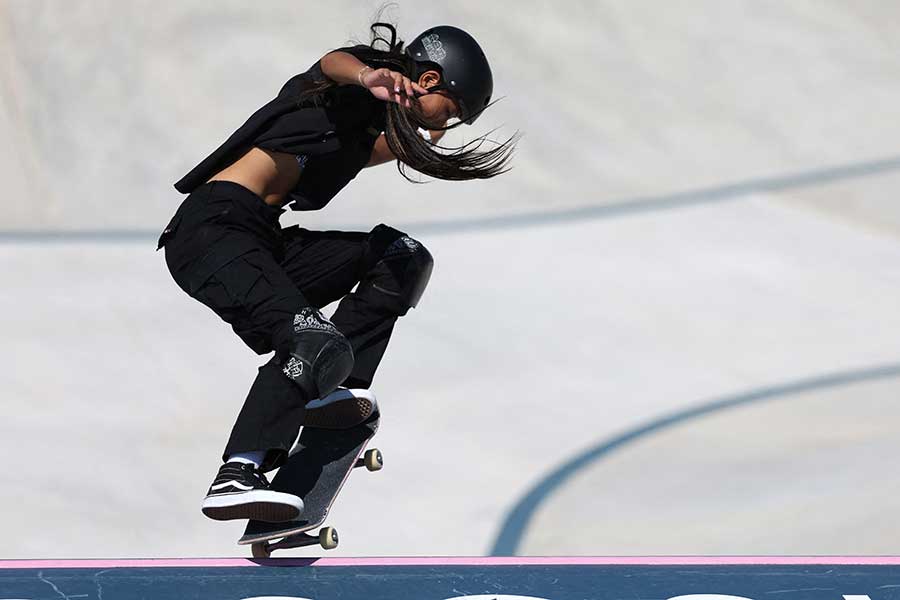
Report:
304,388,378,429
201,462,304,522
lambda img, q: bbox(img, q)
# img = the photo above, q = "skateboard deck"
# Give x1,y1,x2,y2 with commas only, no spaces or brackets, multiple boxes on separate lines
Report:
238,410,380,555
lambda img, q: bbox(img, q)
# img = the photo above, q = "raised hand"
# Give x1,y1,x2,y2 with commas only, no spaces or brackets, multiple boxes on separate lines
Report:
359,67,429,108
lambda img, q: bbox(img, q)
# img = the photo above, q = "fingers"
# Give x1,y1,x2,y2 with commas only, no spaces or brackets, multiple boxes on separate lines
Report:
404,76,414,100
369,68,425,108
390,72,416,107
388,72,405,107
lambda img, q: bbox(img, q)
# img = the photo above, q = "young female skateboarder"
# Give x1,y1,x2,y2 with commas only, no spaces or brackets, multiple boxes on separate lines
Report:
159,22,515,523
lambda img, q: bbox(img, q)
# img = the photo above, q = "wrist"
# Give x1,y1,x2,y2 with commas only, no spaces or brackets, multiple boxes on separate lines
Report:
357,66,373,87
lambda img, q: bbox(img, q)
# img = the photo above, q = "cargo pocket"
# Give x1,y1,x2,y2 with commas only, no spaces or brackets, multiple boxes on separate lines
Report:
198,253,278,354
213,252,270,307
185,246,257,295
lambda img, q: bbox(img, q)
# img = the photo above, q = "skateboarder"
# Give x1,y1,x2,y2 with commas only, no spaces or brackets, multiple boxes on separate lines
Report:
159,21,516,523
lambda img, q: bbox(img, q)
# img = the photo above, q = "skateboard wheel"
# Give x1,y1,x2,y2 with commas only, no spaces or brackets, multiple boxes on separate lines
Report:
364,449,383,472
319,526,339,550
251,543,271,558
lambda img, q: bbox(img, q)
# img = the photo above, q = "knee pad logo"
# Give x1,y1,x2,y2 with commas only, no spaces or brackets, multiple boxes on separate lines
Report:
384,236,421,257
282,356,304,379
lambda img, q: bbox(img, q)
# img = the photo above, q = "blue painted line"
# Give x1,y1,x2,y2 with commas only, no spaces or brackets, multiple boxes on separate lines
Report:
490,363,900,556
3,154,900,243
405,153,900,235
0,229,159,243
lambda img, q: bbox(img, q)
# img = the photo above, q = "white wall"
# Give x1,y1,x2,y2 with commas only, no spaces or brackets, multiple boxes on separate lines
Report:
2,1,900,558
2,1,900,232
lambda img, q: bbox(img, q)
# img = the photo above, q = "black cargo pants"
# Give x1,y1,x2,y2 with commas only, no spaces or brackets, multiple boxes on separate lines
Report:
160,181,430,470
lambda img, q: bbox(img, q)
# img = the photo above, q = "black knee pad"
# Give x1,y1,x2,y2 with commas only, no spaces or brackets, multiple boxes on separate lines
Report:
280,307,354,399
361,225,434,315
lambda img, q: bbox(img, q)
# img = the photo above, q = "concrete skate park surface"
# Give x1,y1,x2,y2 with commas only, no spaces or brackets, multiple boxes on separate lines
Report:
2,1,900,558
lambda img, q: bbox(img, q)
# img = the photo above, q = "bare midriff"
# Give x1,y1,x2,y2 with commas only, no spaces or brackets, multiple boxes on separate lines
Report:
206,147,301,207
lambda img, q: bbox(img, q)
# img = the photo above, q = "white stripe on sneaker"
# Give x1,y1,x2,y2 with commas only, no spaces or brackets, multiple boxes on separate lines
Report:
211,481,255,491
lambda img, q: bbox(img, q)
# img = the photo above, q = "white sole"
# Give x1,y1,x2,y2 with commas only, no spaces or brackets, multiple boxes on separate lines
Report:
201,489,304,523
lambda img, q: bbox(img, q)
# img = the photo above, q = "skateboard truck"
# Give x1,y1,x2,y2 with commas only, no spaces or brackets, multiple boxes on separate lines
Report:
252,527,339,557
355,448,384,472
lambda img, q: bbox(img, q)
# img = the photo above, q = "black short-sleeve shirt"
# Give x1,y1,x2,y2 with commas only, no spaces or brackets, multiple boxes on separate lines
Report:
174,45,387,212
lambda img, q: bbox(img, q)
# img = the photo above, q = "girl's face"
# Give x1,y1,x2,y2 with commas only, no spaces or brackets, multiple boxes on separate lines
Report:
417,92,459,128
416,70,460,128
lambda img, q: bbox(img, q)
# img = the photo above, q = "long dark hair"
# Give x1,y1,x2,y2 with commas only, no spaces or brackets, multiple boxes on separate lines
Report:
302,22,518,183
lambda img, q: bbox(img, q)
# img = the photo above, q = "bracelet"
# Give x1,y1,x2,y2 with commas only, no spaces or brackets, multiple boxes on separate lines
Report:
357,66,373,86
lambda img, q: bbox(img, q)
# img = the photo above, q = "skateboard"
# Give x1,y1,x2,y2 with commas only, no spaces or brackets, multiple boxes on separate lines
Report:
238,410,381,557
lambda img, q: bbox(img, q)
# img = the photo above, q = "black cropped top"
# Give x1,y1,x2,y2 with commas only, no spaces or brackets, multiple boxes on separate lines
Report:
174,45,387,212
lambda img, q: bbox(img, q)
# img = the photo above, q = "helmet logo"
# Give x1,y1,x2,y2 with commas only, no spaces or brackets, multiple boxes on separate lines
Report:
421,34,447,62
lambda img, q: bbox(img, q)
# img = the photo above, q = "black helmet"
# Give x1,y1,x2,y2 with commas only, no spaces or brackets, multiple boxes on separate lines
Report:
405,25,493,125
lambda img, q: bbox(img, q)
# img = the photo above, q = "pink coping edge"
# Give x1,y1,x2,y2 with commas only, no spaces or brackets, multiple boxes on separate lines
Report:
3,556,900,569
